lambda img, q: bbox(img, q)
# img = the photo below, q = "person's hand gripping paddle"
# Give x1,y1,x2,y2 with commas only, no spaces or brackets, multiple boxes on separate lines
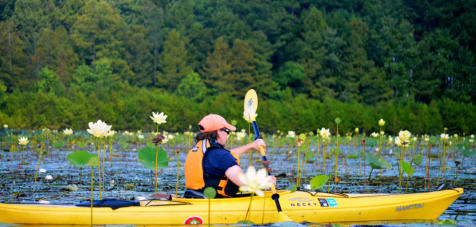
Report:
243,89,292,222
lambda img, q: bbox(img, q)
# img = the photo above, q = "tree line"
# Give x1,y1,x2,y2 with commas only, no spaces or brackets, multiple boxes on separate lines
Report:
0,0,474,133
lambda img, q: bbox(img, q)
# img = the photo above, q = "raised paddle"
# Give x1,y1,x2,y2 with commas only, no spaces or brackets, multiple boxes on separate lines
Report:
244,89,292,223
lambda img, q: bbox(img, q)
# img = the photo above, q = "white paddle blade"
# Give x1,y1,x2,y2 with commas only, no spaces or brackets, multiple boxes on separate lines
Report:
244,89,258,122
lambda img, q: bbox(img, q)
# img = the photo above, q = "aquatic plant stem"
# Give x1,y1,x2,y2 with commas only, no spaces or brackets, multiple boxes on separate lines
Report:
155,125,159,195
335,124,339,191
245,193,254,221
175,150,179,196
33,148,42,192
96,141,102,199
90,165,94,226
208,197,211,226
102,143,106,195
296,145,301,187
425,143,431,191
322,143,327,174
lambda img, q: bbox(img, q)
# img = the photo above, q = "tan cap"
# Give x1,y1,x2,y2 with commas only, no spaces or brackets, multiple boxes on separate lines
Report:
198,114,236,132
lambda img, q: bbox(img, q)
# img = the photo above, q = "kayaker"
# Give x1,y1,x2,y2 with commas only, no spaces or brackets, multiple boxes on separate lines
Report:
184,114,276,198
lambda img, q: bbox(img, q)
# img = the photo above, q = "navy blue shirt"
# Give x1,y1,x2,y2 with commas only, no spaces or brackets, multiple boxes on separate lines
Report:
202,141,238,177
202,139,239,197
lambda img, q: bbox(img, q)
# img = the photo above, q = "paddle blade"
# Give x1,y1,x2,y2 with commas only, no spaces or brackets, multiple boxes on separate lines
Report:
277,212,293,222
244,89,258,122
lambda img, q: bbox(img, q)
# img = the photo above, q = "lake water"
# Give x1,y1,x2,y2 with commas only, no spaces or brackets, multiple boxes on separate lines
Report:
0,141,474,226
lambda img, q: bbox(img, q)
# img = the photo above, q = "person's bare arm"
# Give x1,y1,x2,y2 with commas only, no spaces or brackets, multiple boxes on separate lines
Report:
225,165,245,186
230,139,266,158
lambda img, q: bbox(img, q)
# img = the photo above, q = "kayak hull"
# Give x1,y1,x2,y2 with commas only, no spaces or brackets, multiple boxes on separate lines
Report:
0,188,463,225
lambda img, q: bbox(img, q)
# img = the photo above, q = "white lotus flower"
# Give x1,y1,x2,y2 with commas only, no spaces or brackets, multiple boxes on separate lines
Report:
388,136,393,144
138,134,144,140
87,120,112,138
3,124,8,129
378,119,385,127
236,129,247,141
45,175,53,180
39,168,46,173
150,112,167,125
167,134,174,140
287,131,295,138
18,136,29,146
106,130,116,137
440,133,449,141
320,128,331,140
398,130,411,147
371,132,379,138
63,128,73,136
243,109,257,123
395,137,402,147
238,166,273,197
303,184,311,190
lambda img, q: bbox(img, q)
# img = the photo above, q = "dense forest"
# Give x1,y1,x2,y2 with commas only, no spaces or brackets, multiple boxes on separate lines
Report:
0,0,475,134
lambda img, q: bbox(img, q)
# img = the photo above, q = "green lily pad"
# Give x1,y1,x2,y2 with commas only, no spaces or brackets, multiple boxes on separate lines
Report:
402,161,414,176
310,175,329,190
138,146,168,170
305,150,314,160
88,156,99,167
53,141,64,148
366,153,391,169
412,155,423,165
204,187,216,199
287,183,297,192
67,151,95,167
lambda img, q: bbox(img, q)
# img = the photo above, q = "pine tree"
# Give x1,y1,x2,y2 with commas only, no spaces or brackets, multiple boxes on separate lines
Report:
157,29,191,92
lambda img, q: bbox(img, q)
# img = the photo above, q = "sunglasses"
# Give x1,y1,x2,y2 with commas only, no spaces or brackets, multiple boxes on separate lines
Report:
220,128,231,135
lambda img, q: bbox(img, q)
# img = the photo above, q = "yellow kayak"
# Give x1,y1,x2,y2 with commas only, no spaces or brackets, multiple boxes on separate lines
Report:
0,188,463,225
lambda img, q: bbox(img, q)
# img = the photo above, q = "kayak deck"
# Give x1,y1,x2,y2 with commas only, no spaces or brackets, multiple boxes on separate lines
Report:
0,188,463,225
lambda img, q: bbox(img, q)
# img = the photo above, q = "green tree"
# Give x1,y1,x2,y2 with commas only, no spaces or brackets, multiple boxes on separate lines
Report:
202,37,233,93
177,72,206,101
70,0,126,63
0,20,28,91
275,61,306,90
341,18,393,103
157,29,191,92
32,26,79,86
37,67,61,95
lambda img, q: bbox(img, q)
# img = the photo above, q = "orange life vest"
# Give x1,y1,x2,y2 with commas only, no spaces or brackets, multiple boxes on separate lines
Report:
184,139,239,197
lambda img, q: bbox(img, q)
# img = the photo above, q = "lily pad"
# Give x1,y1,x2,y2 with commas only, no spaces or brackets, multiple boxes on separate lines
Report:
67,151,95,167
138,146,168,170
366,153,391,169
402,161,414,176
412,155,423,165
310,175,329,190
204,187,216,199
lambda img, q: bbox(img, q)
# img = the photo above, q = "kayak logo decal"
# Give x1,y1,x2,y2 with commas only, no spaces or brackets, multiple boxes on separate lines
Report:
184,216,203,225
289,197,318,207
326,198,338,207
396,203,424,211
318,198,329,207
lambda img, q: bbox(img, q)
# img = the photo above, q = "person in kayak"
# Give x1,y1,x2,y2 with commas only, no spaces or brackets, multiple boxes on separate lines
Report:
184,114,275,198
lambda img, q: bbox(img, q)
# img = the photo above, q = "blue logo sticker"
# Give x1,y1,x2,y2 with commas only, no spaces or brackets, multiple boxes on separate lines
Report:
327,198,337,207
318,198,329,207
